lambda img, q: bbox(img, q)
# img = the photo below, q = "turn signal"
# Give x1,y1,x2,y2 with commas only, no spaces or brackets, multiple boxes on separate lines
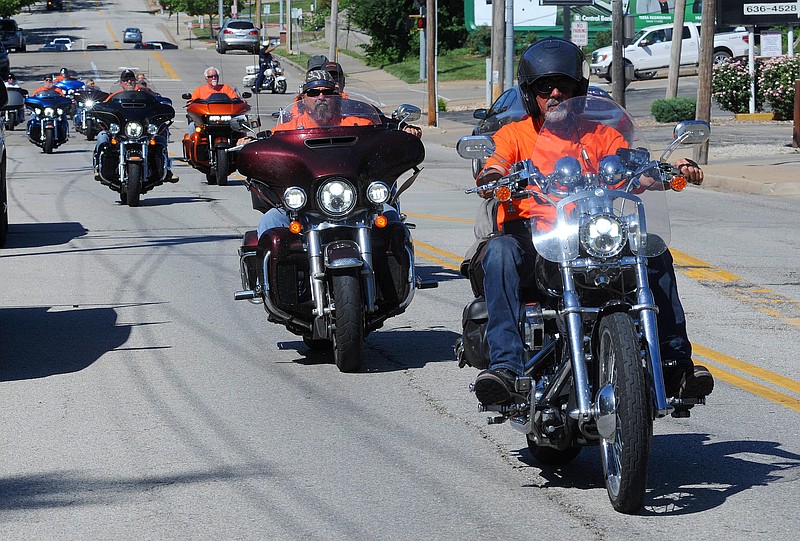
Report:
374,215,388,228
110,138,117,145
494,185,512,201
289,221,302,234
195,127,202,133
670,175,687,192
149,139,156,146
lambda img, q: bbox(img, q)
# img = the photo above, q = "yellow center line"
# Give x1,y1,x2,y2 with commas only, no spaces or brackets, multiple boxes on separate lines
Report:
703,364,800,412
104,20,120,49
693,344,800,395
152,51,180,81
414,240,464,266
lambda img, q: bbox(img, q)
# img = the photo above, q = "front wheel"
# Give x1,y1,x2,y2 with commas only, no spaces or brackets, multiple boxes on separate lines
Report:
331,272,364,372
275,79,287,94
598,312,652,514
5,111,15,131
126,162,143,207
215,147,229,186
85,121,96,141
43,128,55,154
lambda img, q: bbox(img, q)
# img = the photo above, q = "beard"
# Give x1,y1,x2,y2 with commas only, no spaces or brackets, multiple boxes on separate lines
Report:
310,97,336,125
543,98,568,123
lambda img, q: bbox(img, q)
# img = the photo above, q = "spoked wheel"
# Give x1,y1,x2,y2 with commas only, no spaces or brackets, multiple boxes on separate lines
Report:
331,272,364,372
275,79,287,94
43,128,55,154
126,162,142,207
215,147,229,186
526,437,582,465
597,312,652,514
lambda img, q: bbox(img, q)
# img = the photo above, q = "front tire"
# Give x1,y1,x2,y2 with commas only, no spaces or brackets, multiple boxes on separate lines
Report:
598,312,652,514
126,162,142,207
43,128,55,154
215,147,229,186
331,272,364,372
275,80,287,94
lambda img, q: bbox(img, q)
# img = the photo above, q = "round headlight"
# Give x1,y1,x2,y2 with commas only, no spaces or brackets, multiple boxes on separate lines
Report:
579,214,626,259
44,107,55,116
318,179,356,216
56,108,64,115
35,108,43,115
125,122,143,138
147,124,158,135
109,123,121,135
85,99,95,108
366,182,390,205
283,187,307,210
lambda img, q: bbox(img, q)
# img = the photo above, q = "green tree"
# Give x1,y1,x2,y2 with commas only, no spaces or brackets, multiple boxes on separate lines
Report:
0,0,37,19
184,0,233,38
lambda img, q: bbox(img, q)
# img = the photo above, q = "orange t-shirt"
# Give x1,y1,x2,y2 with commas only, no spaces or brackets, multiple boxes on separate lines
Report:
31,86,64,96
482,116,627,228
274,112,372,131
190,83,239,101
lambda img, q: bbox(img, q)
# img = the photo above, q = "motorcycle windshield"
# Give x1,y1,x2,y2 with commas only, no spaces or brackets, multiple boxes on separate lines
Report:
524,95,670,262
274,96,382,130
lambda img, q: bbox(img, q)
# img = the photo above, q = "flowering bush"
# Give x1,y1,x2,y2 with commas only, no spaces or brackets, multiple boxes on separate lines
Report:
759,56,800,120
712,59,755,114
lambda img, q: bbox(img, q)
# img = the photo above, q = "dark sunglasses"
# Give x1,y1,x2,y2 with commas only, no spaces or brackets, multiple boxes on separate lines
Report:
206,74,219,79
44,78,53,81
306,88,335,97
122,77,136,82
530,77,579,96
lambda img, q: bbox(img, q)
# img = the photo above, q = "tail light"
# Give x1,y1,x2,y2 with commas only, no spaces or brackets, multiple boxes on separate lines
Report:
223,29,233,34
249,30,259,35
743,35,749,43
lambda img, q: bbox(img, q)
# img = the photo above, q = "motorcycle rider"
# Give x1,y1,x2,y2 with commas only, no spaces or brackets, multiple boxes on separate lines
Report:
54,67,72,83
5,73,20,88
187,67,244,134
471,38,714,408
31,74,64,96
253,40,279,93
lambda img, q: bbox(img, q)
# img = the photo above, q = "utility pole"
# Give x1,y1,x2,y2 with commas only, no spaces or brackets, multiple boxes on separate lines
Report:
611,0,625,107
491,0,505,103
694,0,715,165
504,0,514,91
286,0,293,54
329,0,339,61
426,0,437,126
666,0,686,99
255,0,261,37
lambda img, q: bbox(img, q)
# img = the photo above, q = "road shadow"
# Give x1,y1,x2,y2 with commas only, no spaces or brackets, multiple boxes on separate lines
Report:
1,221,88,249
277,327,460,372
415,262,463,286
513,432,800,515
116,195,220,206
0,306,133,381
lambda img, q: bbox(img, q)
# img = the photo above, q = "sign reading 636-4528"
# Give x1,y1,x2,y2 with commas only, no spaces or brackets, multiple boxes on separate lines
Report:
718,0,800,26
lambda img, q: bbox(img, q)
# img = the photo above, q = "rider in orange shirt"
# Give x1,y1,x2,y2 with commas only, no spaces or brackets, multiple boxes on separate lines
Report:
189,67,240,101
472,38,713,408
31,74,63,96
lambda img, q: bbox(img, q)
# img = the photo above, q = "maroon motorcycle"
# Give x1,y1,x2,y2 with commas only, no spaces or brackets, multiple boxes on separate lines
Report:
234,98,435,371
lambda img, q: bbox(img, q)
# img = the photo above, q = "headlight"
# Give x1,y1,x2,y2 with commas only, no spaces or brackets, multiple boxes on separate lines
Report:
109,123,121,135
147,124,158,135
366,181,390,205
35,108,43,115
283,187,307,210
208,115,232,123
85,99,95,108
56,108,64,115
44,107,55,116
579,214,626,259
124,122,143,138
318,178,356,216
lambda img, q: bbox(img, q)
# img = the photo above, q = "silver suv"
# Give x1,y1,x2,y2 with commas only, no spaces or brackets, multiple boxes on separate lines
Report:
216,19,259,54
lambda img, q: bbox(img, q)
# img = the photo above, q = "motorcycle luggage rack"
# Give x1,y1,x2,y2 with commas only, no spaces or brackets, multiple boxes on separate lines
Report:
305,136,358,148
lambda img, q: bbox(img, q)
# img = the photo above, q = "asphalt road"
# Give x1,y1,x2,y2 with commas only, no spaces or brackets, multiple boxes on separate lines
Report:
2,2,799,539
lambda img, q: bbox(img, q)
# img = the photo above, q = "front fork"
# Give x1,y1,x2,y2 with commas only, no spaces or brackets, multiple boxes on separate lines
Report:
118,140,149,183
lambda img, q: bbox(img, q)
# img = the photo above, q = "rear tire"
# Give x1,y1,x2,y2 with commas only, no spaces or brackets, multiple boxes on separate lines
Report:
713,49,733,66
598,312,652,514
527,437,582,465
303,337,333,351
331,272,364,372
126,162,142,207
215,147,229,186
5,111,15,131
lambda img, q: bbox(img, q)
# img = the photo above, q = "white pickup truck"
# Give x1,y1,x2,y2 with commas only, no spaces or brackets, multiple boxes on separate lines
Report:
590,22,751,82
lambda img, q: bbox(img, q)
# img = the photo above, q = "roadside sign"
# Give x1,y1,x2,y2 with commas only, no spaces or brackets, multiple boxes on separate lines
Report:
571,21,589,46
760,30,784,56
717,0,800,27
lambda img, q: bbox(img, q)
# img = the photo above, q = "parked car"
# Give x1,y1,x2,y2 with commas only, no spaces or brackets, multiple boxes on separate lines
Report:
216,18,259,54
134,41,163,50
48,37,74,50
86,42,108,51
469,85,627,178
0,18,25,52
123,28,142,44
46,0,64,9
0,44,10,78
40,42,68,52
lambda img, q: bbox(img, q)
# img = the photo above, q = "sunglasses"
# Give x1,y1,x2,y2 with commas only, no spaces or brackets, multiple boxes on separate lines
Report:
306,88,335,97
44,78,53,82
530,77,579,96
206,75,219,79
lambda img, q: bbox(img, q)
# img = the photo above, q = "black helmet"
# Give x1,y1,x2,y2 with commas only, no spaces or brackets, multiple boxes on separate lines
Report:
517,38,590,118
324,62,345,91
59,67,69,76
306,54,329,71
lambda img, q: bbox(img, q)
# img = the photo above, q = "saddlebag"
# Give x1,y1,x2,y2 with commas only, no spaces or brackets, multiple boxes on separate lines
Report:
458,296,490,370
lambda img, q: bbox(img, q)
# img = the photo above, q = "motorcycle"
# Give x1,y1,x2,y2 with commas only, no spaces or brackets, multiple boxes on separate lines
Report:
454,95,710,513
233,97,436,371
73,87,109,141
181,91,252,186
24,90,72,153
92,90,175,206
54,77,85,118
3,86,27,130
251,59,287,95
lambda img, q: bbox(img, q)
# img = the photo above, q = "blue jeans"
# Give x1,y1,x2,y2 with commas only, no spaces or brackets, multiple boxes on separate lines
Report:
482,232,692,376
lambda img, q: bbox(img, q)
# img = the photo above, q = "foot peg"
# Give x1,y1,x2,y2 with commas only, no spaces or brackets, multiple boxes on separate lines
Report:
415,278,438,289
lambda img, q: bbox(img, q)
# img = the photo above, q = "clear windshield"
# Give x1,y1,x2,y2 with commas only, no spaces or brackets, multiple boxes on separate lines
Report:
274,95,382,131
527,95,670,262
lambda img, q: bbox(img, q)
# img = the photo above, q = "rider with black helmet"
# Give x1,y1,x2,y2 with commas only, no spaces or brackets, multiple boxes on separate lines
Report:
471,38,713,408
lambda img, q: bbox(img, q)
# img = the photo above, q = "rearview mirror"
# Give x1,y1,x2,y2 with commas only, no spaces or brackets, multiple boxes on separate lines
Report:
673,120,711,145
456,135,495,159
181,92,191,100
392,104,421,123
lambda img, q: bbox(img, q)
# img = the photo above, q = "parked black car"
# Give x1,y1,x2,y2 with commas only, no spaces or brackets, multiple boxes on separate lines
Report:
469,85,626,178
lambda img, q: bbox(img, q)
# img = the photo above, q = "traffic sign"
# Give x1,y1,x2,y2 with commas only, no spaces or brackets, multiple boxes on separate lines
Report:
571,21,589,46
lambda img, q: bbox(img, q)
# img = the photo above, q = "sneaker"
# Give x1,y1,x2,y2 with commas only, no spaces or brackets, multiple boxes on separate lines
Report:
474,368,519,406
678,364,714,399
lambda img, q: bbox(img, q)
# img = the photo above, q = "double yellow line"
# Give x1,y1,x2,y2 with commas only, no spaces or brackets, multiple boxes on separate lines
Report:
409,212,800,412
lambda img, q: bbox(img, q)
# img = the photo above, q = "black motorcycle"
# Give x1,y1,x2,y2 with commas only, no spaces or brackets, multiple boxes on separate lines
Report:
73,87,109,141
92,90,175,206
24,90,72,153
3,87,27,130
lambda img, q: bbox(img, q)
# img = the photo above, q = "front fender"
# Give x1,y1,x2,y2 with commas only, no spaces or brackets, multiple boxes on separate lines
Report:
325,240,364,272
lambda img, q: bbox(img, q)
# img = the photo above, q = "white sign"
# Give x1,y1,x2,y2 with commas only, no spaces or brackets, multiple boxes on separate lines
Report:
291,8,303,19
571,21,589,46
199,16,204,29
760,30,784,56
742,3,798,15
263,5,270,15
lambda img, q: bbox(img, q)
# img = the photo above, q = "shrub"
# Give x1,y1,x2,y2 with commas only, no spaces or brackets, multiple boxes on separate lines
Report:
712,58,753,114
759,55,800,120
438,97,447,112
465,26,491,56
651,97,697,123
594,30,612,49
